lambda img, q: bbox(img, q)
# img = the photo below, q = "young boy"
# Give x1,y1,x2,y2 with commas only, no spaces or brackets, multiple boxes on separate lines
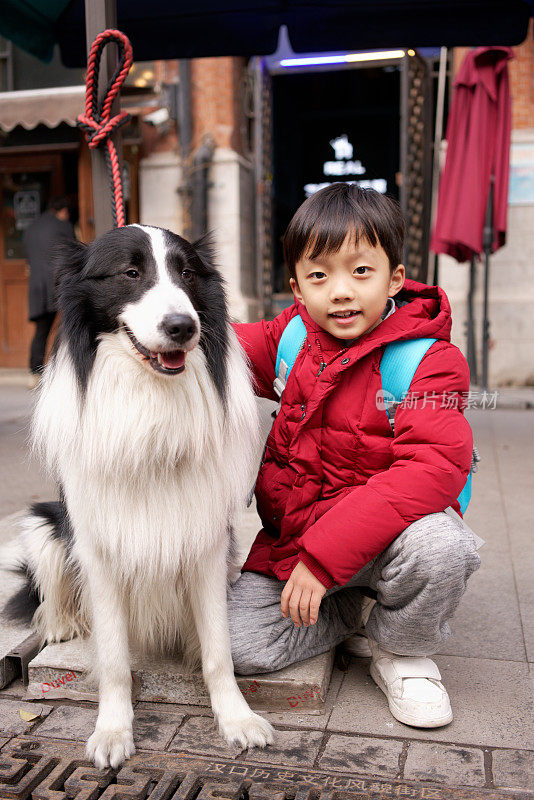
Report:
229,183,480,728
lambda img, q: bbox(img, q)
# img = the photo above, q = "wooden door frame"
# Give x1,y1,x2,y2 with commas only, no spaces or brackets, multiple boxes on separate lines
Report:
0,152,64,368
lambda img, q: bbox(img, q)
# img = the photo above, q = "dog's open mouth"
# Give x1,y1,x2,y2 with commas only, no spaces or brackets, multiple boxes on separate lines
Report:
124,327,186,375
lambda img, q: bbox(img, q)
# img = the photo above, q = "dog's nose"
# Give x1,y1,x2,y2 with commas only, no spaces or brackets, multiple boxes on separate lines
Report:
160,314,196,344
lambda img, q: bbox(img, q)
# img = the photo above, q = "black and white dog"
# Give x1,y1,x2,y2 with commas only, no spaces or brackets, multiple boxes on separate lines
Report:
3,224,273,768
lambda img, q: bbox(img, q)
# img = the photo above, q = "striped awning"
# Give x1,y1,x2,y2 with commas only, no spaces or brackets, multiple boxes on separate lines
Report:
0,85,163,132
0,85,85,132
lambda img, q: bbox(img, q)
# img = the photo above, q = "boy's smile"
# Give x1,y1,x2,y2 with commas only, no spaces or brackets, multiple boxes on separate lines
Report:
290,235,405,341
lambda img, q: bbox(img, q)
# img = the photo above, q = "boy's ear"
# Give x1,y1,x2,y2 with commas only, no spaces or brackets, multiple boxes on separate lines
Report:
290,277,304,304
388,264,405,297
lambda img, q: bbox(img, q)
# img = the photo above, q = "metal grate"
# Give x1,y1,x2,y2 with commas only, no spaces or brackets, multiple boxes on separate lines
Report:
0,736,525,800
253,58,274,320
400,52,433,284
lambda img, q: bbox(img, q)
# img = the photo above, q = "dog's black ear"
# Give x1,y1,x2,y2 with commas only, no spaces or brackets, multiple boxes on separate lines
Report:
52,238,95,395
192,232,217,269
191,232,230,409
53,238,87,292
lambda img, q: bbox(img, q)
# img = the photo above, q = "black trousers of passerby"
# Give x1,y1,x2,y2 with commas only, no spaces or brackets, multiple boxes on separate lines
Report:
30,312,56,374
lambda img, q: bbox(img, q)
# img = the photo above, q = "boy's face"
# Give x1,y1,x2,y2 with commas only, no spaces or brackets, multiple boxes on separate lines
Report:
290,234,405,341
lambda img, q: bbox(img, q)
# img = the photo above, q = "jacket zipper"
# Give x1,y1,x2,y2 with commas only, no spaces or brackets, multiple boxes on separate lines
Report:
315,338,327,377
315,338,348,377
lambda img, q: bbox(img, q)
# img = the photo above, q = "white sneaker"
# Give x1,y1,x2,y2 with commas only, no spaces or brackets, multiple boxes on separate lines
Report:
368,638,453,728
343,632,372,658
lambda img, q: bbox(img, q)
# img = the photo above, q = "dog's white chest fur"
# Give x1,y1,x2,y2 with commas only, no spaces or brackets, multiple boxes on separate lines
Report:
33,330,259,578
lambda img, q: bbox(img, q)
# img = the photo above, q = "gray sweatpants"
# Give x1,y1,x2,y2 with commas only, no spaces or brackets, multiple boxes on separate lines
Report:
227,511,481,675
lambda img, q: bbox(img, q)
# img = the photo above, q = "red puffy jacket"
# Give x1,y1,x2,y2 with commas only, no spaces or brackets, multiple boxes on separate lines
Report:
234,279,472,590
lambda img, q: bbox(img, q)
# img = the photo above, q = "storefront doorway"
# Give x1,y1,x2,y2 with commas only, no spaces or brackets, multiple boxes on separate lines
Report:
0,153,64,368
271,65,401,297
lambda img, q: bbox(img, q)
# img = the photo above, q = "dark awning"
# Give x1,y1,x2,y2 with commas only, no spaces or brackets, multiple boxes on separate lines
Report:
1,1,533,65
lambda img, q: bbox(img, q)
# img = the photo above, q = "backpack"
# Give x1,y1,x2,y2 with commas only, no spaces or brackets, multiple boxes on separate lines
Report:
273,314,479,514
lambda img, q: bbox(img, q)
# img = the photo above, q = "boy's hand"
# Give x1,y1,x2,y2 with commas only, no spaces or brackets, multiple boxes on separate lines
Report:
281,561,327,627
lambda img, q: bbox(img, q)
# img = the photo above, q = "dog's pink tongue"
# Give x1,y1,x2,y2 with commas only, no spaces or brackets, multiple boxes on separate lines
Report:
161,350,185,370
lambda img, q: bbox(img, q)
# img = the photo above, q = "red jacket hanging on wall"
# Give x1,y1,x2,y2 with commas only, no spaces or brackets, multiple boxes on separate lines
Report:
430,46,513,262
233,279,473,590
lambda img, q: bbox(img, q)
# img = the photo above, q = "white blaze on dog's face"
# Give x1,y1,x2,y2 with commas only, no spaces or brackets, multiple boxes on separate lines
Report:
53,224,230,396
119,225,201,376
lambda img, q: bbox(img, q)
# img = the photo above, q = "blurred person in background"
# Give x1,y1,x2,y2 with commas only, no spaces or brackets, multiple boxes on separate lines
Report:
23,196,76,380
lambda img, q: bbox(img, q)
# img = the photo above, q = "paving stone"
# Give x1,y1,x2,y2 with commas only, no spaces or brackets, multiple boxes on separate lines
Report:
328,655,534,749
319,734,403,779
492,748,534,791
238,728,324,767
168,715,243,759
136,701,213,716
0,511,25,546
403,741,486,787
0,386,57,519
0,737,9,749
36,704,184,750
0,698,52,736
27,637,333,712
441,422,527,662
492,412,534,662
168,715,323,766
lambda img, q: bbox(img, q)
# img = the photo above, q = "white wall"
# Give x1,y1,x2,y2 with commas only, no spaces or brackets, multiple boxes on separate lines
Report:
139,151,184,234
139,147,260,323
207,147,261,322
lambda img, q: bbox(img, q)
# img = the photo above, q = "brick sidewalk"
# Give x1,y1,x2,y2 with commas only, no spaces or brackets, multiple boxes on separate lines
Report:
0,385,532,796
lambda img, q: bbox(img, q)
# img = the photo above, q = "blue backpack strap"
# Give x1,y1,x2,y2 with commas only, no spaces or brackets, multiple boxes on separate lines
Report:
380,338,438,421
457,472,472,515
380,337,474,513
274,314,307,398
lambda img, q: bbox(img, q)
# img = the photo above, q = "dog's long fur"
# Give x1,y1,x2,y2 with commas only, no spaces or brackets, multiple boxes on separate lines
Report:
2,224,273,767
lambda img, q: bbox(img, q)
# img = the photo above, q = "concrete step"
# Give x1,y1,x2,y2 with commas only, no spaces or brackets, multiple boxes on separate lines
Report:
0,512,40,688
26,638,334,714
1,511,334,714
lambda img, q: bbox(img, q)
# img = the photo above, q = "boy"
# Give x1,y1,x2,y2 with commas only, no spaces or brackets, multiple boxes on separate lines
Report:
229,183,480,728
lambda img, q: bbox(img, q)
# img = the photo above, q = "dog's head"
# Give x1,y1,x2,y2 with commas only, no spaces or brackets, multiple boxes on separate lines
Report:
54,225,229,398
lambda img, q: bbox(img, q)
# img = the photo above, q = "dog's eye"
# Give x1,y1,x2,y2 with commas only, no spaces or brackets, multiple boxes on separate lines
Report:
181,268,195,282
125,269,140,279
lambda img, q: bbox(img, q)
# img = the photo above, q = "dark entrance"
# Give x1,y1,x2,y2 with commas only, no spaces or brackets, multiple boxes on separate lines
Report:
271,65,400,297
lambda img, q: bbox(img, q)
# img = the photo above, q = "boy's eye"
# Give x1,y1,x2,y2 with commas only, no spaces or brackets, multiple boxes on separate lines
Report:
309,271,326,280
354,266,369,275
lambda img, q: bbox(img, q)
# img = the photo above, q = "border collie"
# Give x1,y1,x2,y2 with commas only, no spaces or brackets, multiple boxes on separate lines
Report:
3,224,273,768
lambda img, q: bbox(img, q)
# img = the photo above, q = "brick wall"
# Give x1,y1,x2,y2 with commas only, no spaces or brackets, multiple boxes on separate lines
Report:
454,20,534,130
190,57,247,154
139,57,248,159
509,20,534,129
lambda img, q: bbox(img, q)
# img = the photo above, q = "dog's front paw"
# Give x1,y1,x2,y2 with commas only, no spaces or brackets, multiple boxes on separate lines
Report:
44,623,78,643
218,711,274,751
86,727,135,770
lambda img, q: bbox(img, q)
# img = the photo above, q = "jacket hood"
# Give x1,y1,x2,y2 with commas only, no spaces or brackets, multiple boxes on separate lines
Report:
295,278,452,357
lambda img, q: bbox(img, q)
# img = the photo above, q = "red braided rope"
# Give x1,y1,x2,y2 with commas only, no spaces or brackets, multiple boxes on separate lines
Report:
77,29,133,229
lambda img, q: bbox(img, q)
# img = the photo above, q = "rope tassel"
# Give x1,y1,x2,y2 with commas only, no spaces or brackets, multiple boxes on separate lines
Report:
77,29,133,229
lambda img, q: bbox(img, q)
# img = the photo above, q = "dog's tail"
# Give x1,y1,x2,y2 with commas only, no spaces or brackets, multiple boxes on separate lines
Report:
1,502,86,642
0,535,40,626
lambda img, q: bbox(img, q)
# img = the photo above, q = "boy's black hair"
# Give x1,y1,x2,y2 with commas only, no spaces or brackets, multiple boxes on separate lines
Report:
283,183,406,279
